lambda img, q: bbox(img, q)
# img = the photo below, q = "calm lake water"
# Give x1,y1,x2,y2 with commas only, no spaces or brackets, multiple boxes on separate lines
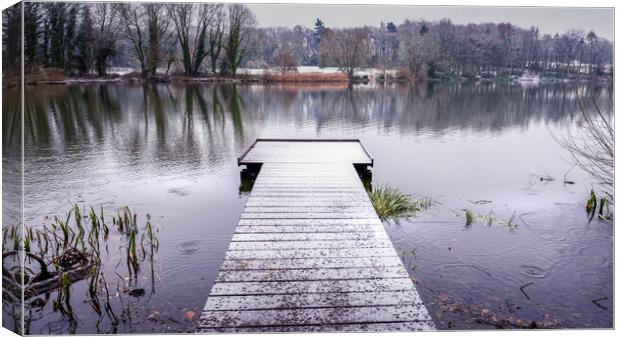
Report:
2,82,613,333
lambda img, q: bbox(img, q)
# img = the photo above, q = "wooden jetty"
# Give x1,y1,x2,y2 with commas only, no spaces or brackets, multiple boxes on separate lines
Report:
199,139,435,333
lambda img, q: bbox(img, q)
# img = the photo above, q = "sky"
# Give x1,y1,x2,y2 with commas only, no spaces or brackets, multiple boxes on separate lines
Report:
245,5,614,40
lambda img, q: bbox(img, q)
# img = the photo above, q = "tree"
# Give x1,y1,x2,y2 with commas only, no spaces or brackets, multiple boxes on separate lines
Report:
555,30,584,76
224,4,256,76
76,5,94,74
207,5,225,74
48,3,66,69
586,31,602,75
398,22,438,79
386,22,397,33
2,3,21,73
273,47,298,73
24,2,42,67
167,3,221,76
419,23,429,36
64,4,78,73
314,18,326,44
319,28,371,78
145,4,172,77
118,3,171,77
93,3,119,76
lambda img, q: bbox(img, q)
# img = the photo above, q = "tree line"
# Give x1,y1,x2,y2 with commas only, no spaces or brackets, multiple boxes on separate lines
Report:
3,2,614,80
3,2,255,77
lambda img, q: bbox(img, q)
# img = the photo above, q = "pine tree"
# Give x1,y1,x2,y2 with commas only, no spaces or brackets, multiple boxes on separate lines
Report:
48,3,66,69
314,18,326,44
386,22,397,33
41,17,50,67
2,3,21,72
76,5,94,74
64,4,78,73
419,23,429,36
24,2,42,66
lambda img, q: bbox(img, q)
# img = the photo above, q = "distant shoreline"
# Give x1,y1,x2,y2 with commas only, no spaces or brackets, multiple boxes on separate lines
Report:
3,68,613,88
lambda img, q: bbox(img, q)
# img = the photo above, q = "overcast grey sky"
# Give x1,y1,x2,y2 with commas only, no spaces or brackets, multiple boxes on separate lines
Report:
245,5,614,40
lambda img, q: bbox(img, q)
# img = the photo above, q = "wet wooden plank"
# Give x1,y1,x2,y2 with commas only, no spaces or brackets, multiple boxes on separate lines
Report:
227,239,394,251
244,202,372,208
230,232,389,242
200,140,433,332
235,224,383,233
220,256,404,270
243,206,376,213
204,290,423,311
200,305,433,328
200,321,434,333
215,266,408,282
244,197,372,205
237,218,382,226
240,213,378,219
208,278,416,296
225,247,398,259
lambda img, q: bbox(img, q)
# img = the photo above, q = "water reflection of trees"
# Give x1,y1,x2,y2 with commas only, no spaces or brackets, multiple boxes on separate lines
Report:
15,84,252,173
9,82,608,169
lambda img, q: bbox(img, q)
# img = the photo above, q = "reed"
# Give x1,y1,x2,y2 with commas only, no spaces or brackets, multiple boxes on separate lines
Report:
465,209,474,226
368,184,428,221
2,204,160,328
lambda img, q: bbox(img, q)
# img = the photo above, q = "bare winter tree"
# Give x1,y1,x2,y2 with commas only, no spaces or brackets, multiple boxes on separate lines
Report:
553,89,614,199
398,21,439,80
92,3,119,76
585,31,602,75
223,4,256,76
167,3,221,76
146,4,172,76
118,4,148,76
319,28,371,78
273,47,298,74
119,3,172,78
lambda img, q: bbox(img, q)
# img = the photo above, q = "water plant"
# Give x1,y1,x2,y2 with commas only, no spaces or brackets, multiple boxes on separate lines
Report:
462,209,519,229
2,205,160,334
367,184,430,221
465,209,474,226
587,190,613,221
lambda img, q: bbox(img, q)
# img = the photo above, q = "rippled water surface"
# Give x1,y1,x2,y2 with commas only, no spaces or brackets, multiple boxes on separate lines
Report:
2,82,613,333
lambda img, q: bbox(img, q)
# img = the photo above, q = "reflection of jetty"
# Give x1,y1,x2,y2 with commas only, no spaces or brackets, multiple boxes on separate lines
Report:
199,139,435,332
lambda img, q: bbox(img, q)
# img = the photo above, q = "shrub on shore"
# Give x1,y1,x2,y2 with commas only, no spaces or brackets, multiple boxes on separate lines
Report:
261,72,348,83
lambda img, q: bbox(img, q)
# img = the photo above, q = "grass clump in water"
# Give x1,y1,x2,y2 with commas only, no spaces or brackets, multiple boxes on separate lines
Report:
368,185,429,221
465,209,474,226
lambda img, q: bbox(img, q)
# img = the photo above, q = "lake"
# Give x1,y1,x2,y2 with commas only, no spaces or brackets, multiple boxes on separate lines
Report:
2,81,613,333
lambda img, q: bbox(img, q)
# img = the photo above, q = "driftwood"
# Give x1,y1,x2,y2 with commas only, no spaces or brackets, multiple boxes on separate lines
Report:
2,250,94,300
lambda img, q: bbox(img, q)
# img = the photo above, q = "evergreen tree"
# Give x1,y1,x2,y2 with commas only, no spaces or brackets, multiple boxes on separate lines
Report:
386,21,397,33
419,23,429,36
41,17,50,67
48,3,66,69
24,2,42,66
76,5,94,74
64,4,78,73
2,3,21,72
314,18,326,43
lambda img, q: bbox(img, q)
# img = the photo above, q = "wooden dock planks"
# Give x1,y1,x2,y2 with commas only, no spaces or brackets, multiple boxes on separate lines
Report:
199,140,434,333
